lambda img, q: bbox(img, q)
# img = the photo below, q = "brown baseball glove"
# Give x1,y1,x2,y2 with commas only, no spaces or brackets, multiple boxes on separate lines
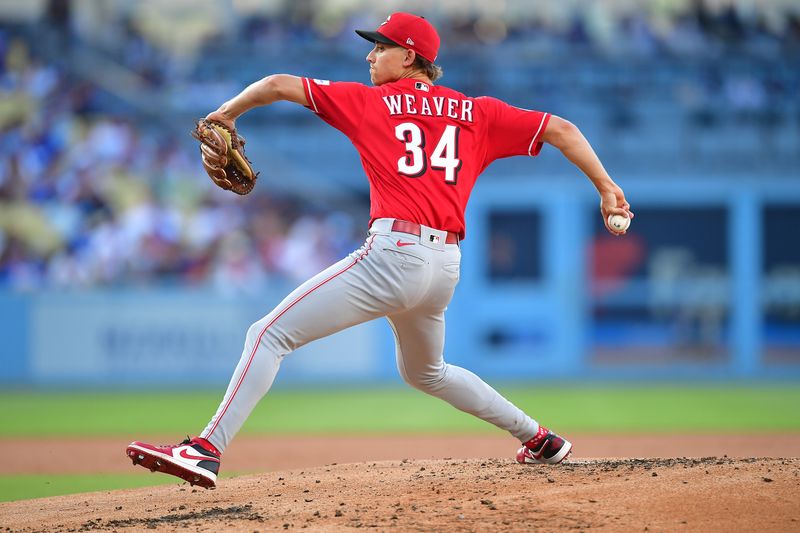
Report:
191,119,258,195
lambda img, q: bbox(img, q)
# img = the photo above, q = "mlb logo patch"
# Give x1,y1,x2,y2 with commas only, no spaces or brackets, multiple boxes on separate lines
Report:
415,82,429,92
313,79,330,85
429,234,441,244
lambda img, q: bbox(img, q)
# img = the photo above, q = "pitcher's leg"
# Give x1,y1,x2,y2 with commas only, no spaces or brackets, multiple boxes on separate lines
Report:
387,311,539,443
202,238,382,451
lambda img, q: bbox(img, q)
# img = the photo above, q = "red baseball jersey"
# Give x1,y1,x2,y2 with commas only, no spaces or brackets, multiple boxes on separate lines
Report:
302,77,550,239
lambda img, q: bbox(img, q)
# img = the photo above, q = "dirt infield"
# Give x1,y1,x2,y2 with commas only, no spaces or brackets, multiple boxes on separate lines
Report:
3,433,800,474
1,435,799,531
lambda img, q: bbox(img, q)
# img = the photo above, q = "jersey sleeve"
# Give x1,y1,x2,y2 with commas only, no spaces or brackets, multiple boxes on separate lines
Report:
479,97,550,164
301,78,370,139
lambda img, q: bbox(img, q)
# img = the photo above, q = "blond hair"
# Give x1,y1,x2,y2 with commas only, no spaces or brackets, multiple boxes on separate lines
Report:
413,55,443,82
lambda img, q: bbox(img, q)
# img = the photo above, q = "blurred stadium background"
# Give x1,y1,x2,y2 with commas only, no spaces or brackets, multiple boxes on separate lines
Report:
0,0,799,389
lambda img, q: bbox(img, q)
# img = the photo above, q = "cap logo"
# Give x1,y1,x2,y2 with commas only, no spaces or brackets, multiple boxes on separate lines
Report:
406,37,415,46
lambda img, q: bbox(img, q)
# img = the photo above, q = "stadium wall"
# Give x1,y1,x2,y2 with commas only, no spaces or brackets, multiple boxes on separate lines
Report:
2,177,798,386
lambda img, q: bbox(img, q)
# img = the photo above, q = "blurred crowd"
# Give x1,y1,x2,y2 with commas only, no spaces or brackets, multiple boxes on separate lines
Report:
0,34,363,292
271,0,800,57
219,2,799,138
0,0,798,291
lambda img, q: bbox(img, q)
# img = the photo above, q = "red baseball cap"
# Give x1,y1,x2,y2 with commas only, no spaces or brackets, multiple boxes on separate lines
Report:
355,12,440,63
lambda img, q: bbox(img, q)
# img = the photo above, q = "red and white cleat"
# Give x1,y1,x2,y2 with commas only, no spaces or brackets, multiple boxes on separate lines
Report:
126,436,221,488
516,426,572,465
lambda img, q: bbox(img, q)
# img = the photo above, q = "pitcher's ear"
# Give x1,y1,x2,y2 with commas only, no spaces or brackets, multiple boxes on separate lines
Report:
404,49,416,67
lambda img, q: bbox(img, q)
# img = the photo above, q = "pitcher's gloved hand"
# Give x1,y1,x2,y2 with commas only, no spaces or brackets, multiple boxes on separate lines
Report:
191,119,258,195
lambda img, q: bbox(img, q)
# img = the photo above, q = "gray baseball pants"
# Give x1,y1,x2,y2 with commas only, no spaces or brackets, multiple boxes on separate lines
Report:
201,218,539,452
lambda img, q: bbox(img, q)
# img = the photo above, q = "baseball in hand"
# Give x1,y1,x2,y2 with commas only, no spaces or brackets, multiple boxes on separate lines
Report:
608,213,631,232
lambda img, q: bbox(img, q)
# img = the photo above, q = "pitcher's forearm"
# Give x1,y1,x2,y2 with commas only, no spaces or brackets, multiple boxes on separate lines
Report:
216,75,308,120
542,116,619,195
216,77,278,120
559,136,618,195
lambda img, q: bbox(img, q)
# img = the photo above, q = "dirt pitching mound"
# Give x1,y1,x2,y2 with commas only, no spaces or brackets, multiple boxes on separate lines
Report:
2,457,798,532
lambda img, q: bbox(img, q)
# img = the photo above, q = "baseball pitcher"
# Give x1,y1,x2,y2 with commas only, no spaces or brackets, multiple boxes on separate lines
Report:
127,12,633,488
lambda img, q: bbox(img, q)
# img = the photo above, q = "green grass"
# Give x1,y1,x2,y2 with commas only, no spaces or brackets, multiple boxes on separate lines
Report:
0,474,176,502
1,386,798,503
1,385,799,436
0,473,241,503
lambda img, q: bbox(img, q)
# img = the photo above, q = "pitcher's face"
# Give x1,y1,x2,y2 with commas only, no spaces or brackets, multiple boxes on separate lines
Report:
366,43,408,85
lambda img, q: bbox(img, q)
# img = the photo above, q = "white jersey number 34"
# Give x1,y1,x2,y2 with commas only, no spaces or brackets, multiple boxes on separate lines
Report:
395,123,462,184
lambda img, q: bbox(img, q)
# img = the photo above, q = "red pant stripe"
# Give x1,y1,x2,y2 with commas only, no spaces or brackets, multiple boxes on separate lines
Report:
206,235,376,439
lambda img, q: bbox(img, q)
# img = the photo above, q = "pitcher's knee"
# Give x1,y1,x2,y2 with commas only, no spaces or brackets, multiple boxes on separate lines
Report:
245,319,292,356
245,321,263,342
402,366,448,393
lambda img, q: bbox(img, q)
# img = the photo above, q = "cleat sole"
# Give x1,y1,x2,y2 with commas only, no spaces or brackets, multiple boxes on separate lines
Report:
125,443,216,489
